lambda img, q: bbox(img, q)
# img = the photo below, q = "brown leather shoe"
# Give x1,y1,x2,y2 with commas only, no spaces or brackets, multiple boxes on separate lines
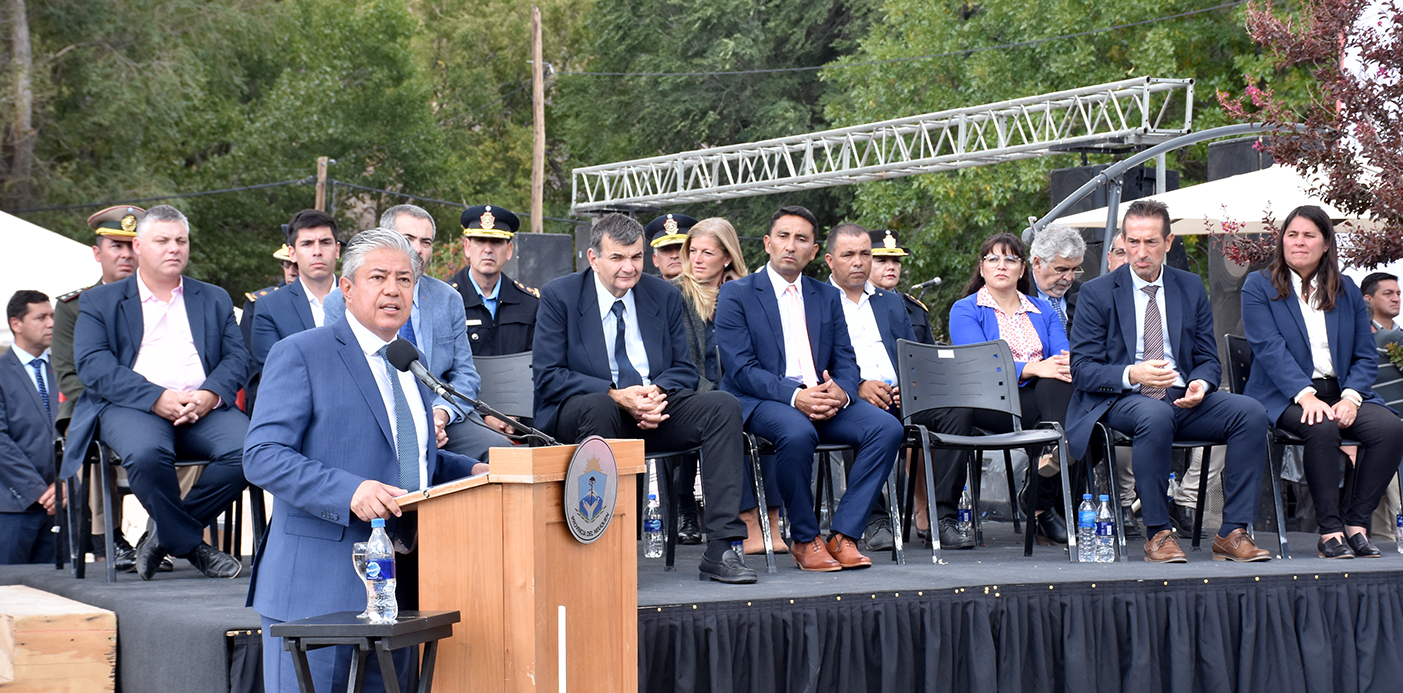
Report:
825,533,873,569
1212,528,1271,562
1144,529,1188,563
791,537,842,572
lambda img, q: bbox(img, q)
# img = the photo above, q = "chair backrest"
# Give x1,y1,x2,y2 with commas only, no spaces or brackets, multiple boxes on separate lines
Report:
1223,334,1252,395
474,351,534,419
896,338,1023,427
1373,348,1403,409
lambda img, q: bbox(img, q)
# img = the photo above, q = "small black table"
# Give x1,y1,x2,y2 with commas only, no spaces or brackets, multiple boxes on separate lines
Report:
269,610,460,693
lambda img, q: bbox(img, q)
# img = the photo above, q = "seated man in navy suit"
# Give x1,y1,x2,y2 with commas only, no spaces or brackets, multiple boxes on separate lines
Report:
248,209,341,408
64,204,250,580
0,291,59,564
1066,199,1271,563
533,213,755,584
245,229,478,692
716,206,904,571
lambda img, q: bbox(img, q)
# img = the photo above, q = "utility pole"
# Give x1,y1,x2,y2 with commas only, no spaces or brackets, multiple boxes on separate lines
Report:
530,5,545,233
315,156,329,211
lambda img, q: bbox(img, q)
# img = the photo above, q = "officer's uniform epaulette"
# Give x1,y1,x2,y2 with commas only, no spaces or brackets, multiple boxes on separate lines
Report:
58,288,86,303
903,292,928,312
245,285,281,303
451,282,458,289
514,280,540,298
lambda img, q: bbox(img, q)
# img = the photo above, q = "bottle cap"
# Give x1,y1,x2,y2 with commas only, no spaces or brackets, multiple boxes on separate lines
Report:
371,518,385,528
1083,494,1092,500
647,494,657,500
1098,494,1110,501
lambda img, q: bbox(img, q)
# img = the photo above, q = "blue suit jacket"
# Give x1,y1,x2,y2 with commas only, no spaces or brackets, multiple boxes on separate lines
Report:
715,269,862,421
250,280,317,370
948,291,1069,381
325,275,482,420
63,275,250,477
243,318,476,622
0,351,56,512
531,270,698,436
1241,271,1385,423
1065,264,1222,460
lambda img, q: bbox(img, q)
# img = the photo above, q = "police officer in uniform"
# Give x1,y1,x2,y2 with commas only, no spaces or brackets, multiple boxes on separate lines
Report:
447,205,540,357
868,229,935,345
644,213,696,280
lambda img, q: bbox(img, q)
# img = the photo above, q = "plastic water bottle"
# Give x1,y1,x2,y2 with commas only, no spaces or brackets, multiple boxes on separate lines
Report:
643,494,664,558
956,484,973,539
1077,494,1096,563
1094,494,1116,563
1167,472,1179,500
1396,511,1403,555
365,518,398,624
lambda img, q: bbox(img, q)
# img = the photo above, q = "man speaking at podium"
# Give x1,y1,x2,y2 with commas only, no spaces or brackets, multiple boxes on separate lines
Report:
244,228,478,692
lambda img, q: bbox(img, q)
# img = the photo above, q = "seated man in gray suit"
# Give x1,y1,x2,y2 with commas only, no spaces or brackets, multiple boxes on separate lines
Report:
325,204,510,461
0,291,59,564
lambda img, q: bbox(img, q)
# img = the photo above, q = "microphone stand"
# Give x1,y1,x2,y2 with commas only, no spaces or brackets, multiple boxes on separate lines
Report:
434,382,561,447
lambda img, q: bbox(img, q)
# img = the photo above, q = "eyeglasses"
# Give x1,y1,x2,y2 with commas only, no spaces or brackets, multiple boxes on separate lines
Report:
1050,265,1085,279
982,254,1024,267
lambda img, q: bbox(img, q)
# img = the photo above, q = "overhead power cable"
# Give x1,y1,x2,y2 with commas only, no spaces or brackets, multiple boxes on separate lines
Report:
5,178,313,215
559,1,1248,77
330,180,580,225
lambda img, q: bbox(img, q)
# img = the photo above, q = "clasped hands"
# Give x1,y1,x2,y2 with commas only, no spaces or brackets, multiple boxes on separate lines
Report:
152,389,218,425
1023,350,1072,383
610,384,670,429
795,371,848,421
1298,392,1357,428
1128,359,1206,408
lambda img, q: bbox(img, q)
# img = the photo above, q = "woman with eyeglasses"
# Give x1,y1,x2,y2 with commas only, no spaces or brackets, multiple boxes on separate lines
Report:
1241,205,1403,559
948,232,1075,545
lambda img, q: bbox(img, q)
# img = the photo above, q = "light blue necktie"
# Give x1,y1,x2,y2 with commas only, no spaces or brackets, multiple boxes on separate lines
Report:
30,359,50,419
377,345,420,490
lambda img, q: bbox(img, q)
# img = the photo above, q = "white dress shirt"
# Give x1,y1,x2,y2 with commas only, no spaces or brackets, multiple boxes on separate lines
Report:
829,277,897,385
131,272,208,393
593,273,651,387
1289,271,1362,405
345,310,429,490
1122,265,1187,390
299,276,327,328
11,344,51,401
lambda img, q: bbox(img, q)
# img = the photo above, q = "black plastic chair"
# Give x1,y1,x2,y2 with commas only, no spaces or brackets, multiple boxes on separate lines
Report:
1092,424,1222,559
895,339,1075,562
473,351,535,421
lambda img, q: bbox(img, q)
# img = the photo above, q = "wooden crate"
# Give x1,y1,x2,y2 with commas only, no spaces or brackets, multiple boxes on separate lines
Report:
0,585,115,692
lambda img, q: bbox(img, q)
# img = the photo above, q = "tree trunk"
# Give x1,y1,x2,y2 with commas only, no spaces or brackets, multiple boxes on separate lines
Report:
9,0,34,209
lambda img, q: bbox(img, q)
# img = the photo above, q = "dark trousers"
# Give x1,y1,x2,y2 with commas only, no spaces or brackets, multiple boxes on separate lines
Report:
746,399,903,543
0,508,55,564
1276,378,1403,533
261,615,411,693
98,405,249,556
554,389,747,542
971,377,1074,512
905,407,974,522
1105,389,1268,530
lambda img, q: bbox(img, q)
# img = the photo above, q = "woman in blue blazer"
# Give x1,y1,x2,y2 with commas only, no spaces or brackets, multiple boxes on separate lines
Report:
948,232,1074,544
1242,205,1403,559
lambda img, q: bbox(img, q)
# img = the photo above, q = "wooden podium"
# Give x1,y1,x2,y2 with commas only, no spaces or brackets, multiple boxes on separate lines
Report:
398,440,644,693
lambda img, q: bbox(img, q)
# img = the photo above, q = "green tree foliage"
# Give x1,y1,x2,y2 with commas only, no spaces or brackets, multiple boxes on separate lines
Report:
822,0,1262,334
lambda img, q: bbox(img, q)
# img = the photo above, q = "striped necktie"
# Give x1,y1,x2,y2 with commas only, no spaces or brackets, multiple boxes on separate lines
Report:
377,345,421,490
30,359,50,419
1140,286,1167,401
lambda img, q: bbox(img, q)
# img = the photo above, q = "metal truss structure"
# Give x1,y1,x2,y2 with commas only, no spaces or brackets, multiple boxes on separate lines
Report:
571,77,1194,214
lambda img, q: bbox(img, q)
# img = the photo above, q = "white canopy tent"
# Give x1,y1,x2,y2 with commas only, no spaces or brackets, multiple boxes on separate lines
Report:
1055,165,1385,235
0,211,102,347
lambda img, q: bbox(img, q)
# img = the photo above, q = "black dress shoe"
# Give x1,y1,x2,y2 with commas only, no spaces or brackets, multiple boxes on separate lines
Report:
1169,503,1197,539
937,518,975,549
699,549,757,584
1347,532,1382,558
1120,506,1142,539
863,517,894,551
1317,536,1355,559
1035,511,1069,545
113,534,138,573
182,543,242,579
677,511,703,545
135,531,169,581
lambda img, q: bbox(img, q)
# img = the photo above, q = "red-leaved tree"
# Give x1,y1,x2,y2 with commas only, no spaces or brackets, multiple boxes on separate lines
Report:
1218,0,1403,268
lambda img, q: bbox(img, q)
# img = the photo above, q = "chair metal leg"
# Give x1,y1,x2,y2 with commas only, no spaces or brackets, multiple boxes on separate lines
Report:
919,429,941,564
899,447,917,544
1268,437,1292,559
97,444,118,583
1049,425,1076,564
1190,447,1210,551
971,450,985,548
1098,424,1128,562
1022,450,1037,557
1002,449,1020,535
747,436,777,573
65,474,85,578
886,460,904,565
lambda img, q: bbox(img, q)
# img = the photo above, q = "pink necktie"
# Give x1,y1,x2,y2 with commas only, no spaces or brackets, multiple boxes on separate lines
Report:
784,284,819,387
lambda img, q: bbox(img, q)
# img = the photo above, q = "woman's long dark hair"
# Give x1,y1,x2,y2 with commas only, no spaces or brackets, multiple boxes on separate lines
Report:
1266,205,1342,312
962,232,1033,297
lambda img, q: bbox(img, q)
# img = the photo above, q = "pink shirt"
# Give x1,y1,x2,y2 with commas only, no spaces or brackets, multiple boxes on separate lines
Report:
131,272,208,393
975,287,1046,374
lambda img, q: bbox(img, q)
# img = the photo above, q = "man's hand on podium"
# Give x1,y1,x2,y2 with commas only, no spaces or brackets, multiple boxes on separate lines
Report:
353,480,408,521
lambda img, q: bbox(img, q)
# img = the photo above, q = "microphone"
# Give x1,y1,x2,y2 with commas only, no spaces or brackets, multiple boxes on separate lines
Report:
910,277,942,291
385,338,560,446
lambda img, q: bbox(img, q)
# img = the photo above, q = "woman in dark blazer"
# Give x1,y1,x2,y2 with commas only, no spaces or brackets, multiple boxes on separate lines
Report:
1242,205,1403,559
948,231,1073,544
